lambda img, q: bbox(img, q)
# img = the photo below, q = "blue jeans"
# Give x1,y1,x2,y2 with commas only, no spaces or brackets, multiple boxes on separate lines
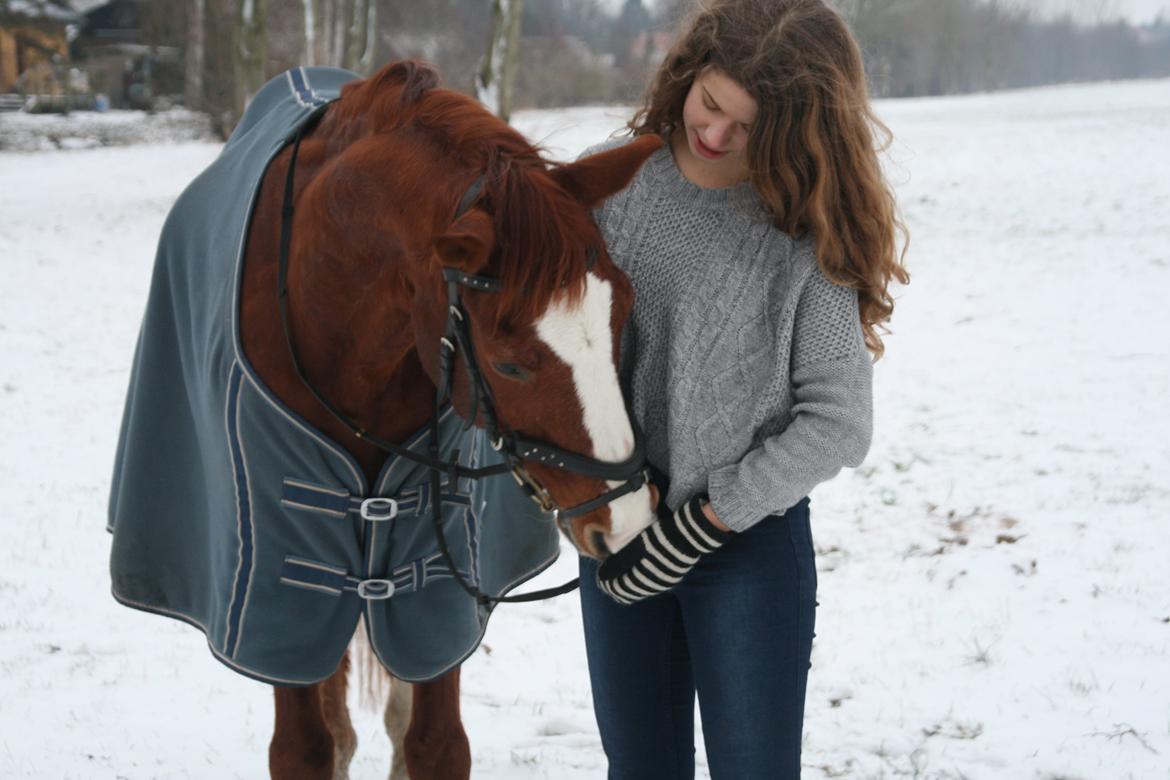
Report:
579,488,817,780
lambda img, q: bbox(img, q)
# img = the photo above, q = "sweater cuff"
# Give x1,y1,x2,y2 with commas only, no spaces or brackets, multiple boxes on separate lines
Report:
706,468,767,533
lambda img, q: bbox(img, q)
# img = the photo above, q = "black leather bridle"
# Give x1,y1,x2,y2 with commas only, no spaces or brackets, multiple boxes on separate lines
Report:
275,112,648,604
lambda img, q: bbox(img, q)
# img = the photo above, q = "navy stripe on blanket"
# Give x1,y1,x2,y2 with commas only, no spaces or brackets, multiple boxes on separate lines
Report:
288,67,330,107
224,364,253,657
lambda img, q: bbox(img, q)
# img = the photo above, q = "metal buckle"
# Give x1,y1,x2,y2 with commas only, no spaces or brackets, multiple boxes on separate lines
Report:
511,465,556,513
356,579,395,600
359,497,398,521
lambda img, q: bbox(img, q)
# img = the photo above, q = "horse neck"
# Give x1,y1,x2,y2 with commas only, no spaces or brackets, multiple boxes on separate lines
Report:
285,140,443,482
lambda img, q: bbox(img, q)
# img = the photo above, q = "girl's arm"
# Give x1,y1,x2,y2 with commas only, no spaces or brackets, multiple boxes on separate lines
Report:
707,271,874,532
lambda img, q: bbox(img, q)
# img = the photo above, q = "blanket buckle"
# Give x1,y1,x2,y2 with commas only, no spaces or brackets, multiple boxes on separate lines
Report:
356,579,396,600
360,497,398,521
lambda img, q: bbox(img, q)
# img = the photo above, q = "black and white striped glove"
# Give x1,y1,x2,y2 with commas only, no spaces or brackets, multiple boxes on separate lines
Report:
596,494,732,605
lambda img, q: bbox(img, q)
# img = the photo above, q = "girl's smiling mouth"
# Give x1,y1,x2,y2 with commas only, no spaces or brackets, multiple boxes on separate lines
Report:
692,131,727,160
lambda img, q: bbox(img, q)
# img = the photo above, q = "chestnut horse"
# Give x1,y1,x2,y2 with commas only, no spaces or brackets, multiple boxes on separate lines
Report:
237,61,660,778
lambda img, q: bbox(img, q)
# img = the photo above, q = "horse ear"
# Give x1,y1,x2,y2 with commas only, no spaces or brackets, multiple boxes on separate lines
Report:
551,135,664,209
434,209,494,273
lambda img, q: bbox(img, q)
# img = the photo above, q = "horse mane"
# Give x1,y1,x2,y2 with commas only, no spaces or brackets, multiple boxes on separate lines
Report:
331,60,594,328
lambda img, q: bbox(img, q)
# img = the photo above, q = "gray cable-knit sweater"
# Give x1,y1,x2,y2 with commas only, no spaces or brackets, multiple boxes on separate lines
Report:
586,138,874,532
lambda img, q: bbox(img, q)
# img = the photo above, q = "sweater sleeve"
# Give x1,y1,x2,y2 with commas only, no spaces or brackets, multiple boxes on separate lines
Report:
705,269,874,532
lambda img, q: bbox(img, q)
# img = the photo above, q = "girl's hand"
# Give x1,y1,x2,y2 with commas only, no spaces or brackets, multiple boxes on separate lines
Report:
701,500,731,532
596,495,732,604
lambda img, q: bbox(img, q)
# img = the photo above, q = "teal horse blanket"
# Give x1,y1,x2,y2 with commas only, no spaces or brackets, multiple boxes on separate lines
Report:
107,67,560,685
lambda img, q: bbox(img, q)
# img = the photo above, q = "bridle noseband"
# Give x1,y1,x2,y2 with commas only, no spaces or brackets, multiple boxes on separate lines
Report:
276,111,647,604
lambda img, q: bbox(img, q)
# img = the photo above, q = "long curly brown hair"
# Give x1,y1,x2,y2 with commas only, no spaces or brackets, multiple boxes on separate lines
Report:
631,0,910,359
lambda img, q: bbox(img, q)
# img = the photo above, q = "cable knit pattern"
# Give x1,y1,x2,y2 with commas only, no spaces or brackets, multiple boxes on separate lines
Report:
584,138,874,532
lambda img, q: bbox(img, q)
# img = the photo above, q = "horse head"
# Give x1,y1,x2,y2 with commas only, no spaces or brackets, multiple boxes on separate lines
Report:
307,61,662,559
428,138,664,559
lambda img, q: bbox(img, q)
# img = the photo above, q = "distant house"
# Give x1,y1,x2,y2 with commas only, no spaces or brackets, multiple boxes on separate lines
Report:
73,0,182,109
0,0,78,98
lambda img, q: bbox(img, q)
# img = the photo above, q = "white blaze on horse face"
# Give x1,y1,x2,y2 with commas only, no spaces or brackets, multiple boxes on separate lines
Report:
534,273,655,552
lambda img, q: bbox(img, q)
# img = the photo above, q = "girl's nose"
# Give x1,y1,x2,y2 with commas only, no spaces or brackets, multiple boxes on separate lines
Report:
708,120,735,149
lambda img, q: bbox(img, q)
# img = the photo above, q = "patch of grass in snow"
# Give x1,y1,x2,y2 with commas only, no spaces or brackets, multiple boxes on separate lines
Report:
1084,723,1160,755
963,636,997,667
1011,559,1039,577
814,757,857,777
510,748,540,766
1066,669,1101,697
828,690,854,708
817,543,849,572
869,743,937,778
922,720,983,740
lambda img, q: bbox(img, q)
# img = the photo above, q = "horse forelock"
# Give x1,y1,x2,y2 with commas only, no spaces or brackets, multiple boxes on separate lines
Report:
487,165,595,328
332,64,597,329
334,60,440,131
403,90,595,329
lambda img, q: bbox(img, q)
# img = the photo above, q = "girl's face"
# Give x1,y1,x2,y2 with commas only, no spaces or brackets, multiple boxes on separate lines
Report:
679,66,759,183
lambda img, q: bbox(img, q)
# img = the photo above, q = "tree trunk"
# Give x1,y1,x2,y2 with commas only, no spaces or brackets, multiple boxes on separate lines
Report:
330,0,346,67
499,0,522,120
185,0,205,110
204,0,242,138
475,0,523,121
475,0,505,111
238,0,268,104
303,0,316,66
360,0,377,73
342,0,376,74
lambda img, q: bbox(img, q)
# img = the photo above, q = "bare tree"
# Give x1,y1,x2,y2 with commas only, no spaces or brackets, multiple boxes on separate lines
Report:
342,0,377,74
303,0,336,66
238,0,268,102
303,0,316,65
476,0,525,121
185,0,205,110
202,0,241,137
297,0,373,71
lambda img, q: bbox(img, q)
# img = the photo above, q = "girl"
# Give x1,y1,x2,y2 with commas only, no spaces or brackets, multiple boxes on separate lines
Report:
577,1,909,777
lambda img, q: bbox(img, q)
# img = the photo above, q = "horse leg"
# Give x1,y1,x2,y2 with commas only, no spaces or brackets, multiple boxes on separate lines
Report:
320,652,359,779
384,674,413,780
402,667,471,780
269,656,354,780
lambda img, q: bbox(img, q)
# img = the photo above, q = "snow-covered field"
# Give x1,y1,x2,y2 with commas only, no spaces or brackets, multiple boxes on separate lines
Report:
2,78,1168,779
0,108,215,152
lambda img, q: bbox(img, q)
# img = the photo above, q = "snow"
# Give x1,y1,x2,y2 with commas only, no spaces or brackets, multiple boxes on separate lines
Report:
0,109,215,152
2,77,1169,778
6,1,79,22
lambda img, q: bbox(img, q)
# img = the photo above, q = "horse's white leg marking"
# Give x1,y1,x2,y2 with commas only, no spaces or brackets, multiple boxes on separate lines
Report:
384,675,412,780
534,273,655,551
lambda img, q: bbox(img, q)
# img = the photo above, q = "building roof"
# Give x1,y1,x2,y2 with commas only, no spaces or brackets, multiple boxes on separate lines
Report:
3,0,81,22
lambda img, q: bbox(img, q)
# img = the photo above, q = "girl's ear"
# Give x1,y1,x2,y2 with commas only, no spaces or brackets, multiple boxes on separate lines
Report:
433,208,494,273
551,135,663,209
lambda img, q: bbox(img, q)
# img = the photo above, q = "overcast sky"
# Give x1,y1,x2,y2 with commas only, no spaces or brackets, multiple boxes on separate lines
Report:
1010,0,1170,23
626,0,1169,24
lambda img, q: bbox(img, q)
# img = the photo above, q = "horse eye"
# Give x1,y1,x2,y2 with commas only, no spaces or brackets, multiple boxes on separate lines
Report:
492,362,530,381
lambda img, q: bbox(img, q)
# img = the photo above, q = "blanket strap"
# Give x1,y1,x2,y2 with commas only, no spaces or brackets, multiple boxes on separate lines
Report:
279,553,467,600
279,477,470,520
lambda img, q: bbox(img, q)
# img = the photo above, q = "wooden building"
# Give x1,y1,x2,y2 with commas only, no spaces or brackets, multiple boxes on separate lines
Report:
0,1,77,96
